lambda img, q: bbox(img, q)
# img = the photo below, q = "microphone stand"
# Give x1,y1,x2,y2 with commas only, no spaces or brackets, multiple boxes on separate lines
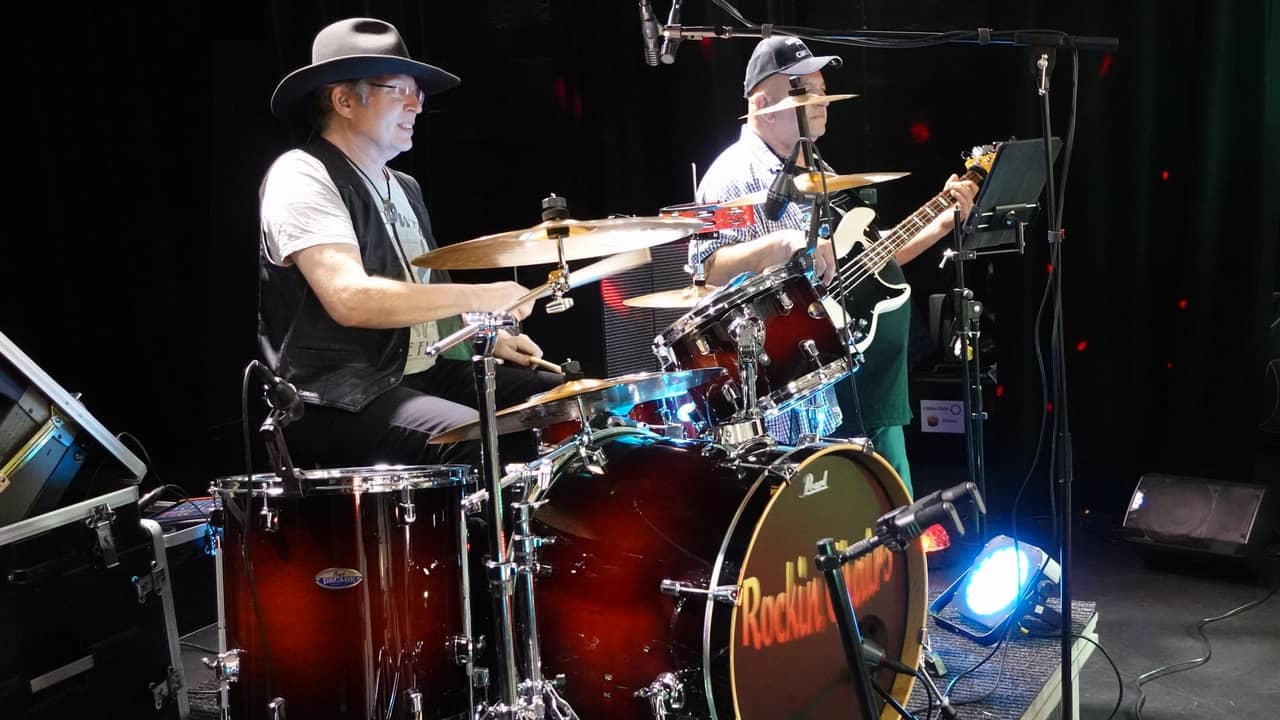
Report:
1035,47,1077,720
814,481,986,720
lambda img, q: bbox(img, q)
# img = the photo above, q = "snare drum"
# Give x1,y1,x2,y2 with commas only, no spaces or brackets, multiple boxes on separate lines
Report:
654,262,851,424
213,465,475,720
525,428,927,720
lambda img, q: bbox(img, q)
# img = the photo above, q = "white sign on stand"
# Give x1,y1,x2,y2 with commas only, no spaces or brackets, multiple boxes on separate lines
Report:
920,399,965,434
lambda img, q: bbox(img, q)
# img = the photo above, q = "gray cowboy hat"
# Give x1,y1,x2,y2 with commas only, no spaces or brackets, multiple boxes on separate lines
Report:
270,17,460,119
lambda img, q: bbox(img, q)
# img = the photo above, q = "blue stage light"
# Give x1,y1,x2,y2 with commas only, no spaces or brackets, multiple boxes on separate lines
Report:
930,535,1062,645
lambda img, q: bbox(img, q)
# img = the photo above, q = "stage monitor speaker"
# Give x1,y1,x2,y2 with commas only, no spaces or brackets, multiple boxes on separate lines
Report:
1122,473,1274,558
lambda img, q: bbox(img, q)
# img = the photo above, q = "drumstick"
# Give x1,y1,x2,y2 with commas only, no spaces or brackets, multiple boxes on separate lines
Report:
527,356,564,374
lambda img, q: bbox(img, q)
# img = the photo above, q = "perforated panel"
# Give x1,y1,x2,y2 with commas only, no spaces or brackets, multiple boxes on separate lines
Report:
600,238,694,377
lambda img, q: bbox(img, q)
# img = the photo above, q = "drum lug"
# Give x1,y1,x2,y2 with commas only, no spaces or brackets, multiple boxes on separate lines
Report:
659,579,741,606
800,339,823,370
259,504,279,533
397,487,417,525
694,336,712,356
267,697,286,720
775,290,794,314
201,649,243,684
807,301,828,319
635,672,685,719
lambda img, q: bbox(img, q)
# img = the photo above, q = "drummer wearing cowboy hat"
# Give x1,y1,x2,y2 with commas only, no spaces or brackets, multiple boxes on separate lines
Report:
257,17,560,469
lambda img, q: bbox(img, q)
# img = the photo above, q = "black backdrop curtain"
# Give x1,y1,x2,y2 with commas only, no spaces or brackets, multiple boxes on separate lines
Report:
1,1,1275,528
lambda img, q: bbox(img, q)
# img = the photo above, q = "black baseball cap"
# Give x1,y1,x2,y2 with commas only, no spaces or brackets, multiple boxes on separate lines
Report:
743,36,842,99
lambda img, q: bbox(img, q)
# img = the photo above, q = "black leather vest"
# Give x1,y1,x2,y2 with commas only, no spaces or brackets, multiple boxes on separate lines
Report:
256,138,448,412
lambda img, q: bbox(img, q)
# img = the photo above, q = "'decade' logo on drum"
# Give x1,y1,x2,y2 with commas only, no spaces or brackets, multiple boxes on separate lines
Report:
738,535,894,650
315,568,364,590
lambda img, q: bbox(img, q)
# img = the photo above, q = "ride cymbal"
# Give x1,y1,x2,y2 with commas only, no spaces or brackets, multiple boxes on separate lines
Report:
411,216,705,270
622,284,720,309
741,92,858,119
719,171,910,208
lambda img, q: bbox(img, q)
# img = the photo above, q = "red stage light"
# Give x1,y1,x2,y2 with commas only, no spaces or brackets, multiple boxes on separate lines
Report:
995,384,1005,398
1177,298,1188,309
921,523,952,553
1098,52,1114,79
1076,340,1088,352
909,122,932,144
599,279,626,311
1160,170,1170,181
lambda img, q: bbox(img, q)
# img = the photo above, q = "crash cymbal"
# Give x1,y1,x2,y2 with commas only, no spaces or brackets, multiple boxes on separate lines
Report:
622,284,720,309
411,216,706,270
427,368,727,443
719,171,911,208
741,92,858,119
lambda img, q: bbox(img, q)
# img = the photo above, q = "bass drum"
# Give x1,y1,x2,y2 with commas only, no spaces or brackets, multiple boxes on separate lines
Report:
527,428,927,720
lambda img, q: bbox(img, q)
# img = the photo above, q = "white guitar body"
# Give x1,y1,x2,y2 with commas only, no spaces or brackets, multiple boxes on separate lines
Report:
819,206,911,354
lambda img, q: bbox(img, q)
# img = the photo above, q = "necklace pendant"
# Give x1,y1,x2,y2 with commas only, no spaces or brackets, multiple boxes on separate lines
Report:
385,202,398,224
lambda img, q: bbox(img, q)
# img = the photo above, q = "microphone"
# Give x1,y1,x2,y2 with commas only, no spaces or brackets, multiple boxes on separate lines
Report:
659,0,683,64
250,361,305,423
763,142,802,222
638,1,661,67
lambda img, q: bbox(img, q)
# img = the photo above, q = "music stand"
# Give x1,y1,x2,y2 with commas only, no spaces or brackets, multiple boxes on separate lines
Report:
964,137,1064,253
946,137,1062,542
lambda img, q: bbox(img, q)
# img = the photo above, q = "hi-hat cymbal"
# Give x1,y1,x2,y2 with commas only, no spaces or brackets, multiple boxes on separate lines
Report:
719,171,911,208
411,216,706,270
622,284,720,309
427,368,726,444
741,93,858,119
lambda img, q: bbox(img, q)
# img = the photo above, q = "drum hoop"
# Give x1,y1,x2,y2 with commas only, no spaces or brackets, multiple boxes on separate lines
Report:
760,359,852,415
700,440,812,717
212,464,473,496
708,442,928,718
657,264,806,345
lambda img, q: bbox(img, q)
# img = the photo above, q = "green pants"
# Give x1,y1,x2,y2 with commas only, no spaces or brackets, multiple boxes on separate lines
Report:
868,424,912,498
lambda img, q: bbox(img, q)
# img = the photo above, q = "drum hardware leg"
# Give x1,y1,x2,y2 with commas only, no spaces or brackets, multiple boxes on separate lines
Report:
634,672,685,720
266,696,286,720
728,314,765,420
659,579,741,606
572,397,607,475
510,500,582,720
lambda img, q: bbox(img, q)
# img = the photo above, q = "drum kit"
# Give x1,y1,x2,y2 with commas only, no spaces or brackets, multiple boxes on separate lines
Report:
207,148,993,719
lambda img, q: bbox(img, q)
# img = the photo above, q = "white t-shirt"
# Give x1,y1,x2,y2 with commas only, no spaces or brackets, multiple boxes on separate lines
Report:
259,150,441,374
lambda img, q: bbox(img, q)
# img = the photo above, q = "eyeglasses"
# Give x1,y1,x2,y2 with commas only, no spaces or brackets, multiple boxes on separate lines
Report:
367,82,426,105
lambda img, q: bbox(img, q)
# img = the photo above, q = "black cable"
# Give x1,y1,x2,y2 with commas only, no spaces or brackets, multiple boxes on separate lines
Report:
1133,587,1278,720
908,668,938,720
873,679,920,720
116,431,155,487
1072,634,1123,720
238,362,273,703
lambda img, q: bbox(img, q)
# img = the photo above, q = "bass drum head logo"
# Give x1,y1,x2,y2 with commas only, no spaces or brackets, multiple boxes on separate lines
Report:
315,568,363,590
728,451,923,719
